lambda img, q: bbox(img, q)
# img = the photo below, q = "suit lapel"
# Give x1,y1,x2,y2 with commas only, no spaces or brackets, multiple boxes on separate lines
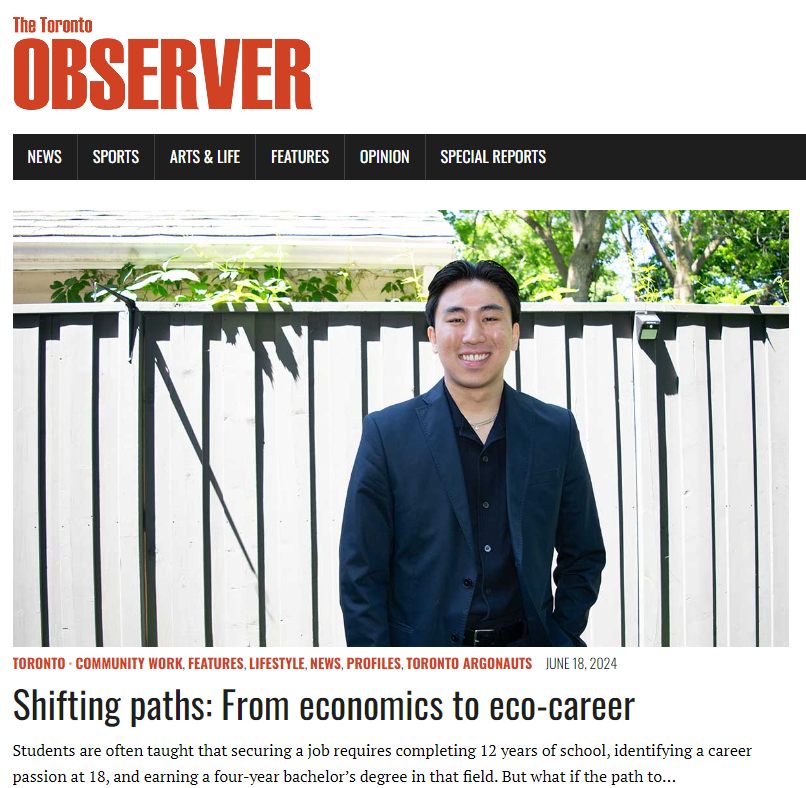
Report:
416,381,474,555
505,384,535,566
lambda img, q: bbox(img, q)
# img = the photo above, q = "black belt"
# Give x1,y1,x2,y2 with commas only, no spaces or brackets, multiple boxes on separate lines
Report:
463,620,525,647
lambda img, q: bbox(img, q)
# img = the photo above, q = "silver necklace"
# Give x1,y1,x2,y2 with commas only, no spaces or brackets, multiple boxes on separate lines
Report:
470,415,497,431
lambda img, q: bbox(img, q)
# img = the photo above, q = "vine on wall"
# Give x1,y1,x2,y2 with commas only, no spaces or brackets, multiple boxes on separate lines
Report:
49,261,425,304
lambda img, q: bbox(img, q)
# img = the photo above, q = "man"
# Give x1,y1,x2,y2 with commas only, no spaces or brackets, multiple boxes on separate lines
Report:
339,260,605,647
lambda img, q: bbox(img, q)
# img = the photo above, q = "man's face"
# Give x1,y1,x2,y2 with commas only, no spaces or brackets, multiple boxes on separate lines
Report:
427,279,519,393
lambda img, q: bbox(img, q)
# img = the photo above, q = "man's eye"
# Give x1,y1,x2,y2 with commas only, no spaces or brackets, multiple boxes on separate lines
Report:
483,316,499,321
448,318,463,323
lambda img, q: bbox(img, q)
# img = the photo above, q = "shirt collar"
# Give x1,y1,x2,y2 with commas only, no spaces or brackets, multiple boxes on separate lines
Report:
442,379,507,438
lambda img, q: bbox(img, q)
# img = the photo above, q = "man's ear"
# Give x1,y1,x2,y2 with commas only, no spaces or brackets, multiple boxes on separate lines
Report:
427,325,438,353
511,321,520,352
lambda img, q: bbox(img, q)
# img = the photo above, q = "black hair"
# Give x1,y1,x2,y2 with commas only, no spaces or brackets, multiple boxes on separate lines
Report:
425,259,521,328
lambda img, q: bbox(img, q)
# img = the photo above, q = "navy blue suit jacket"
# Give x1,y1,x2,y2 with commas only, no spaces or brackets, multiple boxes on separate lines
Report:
339,380,605,647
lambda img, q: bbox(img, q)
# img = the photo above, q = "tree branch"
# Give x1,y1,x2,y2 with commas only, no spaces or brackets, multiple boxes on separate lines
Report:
618,220,635,266
570,210,585,247
692,236,725,274
634,211,676,280
688,214,703,246
516,210,569,282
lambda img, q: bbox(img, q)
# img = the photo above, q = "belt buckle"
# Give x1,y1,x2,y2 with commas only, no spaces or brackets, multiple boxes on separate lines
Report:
473,628,496,647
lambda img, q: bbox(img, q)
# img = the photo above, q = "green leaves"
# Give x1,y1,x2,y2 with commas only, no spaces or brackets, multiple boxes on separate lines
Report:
49,271,99,303
153,269,200,284
380,268,425,302
293,271,352,302
49,259,353,306
443,210,787,304
517,271,578,300
531,286,579,302
722,288,766,305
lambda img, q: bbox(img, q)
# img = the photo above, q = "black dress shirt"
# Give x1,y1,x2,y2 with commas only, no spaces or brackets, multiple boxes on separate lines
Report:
444,382,524,628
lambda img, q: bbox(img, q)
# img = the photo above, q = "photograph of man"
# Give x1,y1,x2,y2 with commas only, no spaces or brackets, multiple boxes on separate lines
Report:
339,260,606,647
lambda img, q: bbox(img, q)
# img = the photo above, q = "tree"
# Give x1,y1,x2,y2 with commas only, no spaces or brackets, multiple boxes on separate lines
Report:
515,210,608,301
632,210,788,304
634,211,727,302
442,210,619,302
696,210,788,304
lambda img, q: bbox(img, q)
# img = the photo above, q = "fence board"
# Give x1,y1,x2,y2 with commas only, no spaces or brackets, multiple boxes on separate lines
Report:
712,318,756,646
503,347,517,388
13,317,41,646
709,319,727,647
633,327,662,647
756,319,789,646
45,317,96,647
97,312,143,645
260,314,314,646
573,316,621,646
665,319,713,646
767,321,789,648
418,326,442,395
367,314,415,412
209,314,260,646
520,314,567,407
149,314,206,646
97,316,120,646
753,320,772,647
117,308,144,645
314,316,363,646
614,317,638,646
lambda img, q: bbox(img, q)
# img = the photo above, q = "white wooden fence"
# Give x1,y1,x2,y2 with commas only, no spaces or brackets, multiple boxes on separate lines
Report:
13,303,789,648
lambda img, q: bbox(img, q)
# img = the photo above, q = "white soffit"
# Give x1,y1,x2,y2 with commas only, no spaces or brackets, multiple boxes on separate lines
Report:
13,211,458,271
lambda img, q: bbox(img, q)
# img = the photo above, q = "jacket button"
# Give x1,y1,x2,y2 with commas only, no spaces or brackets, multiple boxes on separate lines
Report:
463,578,473,588
450,633,458,643
482,501,490,509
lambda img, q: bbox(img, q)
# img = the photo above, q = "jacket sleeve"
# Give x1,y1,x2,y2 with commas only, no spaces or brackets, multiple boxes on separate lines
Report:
552,411,606,645
339,414,395,646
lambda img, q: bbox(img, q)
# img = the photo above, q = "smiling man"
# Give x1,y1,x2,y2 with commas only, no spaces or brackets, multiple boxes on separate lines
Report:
339,260,605,647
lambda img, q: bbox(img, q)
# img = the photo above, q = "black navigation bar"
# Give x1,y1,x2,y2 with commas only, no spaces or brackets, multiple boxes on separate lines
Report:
13,134,804,180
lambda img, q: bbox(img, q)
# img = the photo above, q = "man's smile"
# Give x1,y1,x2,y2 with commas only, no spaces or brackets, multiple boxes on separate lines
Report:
458,352,491,366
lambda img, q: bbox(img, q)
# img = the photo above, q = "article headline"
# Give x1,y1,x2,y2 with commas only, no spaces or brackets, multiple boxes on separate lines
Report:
13,690,635,728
